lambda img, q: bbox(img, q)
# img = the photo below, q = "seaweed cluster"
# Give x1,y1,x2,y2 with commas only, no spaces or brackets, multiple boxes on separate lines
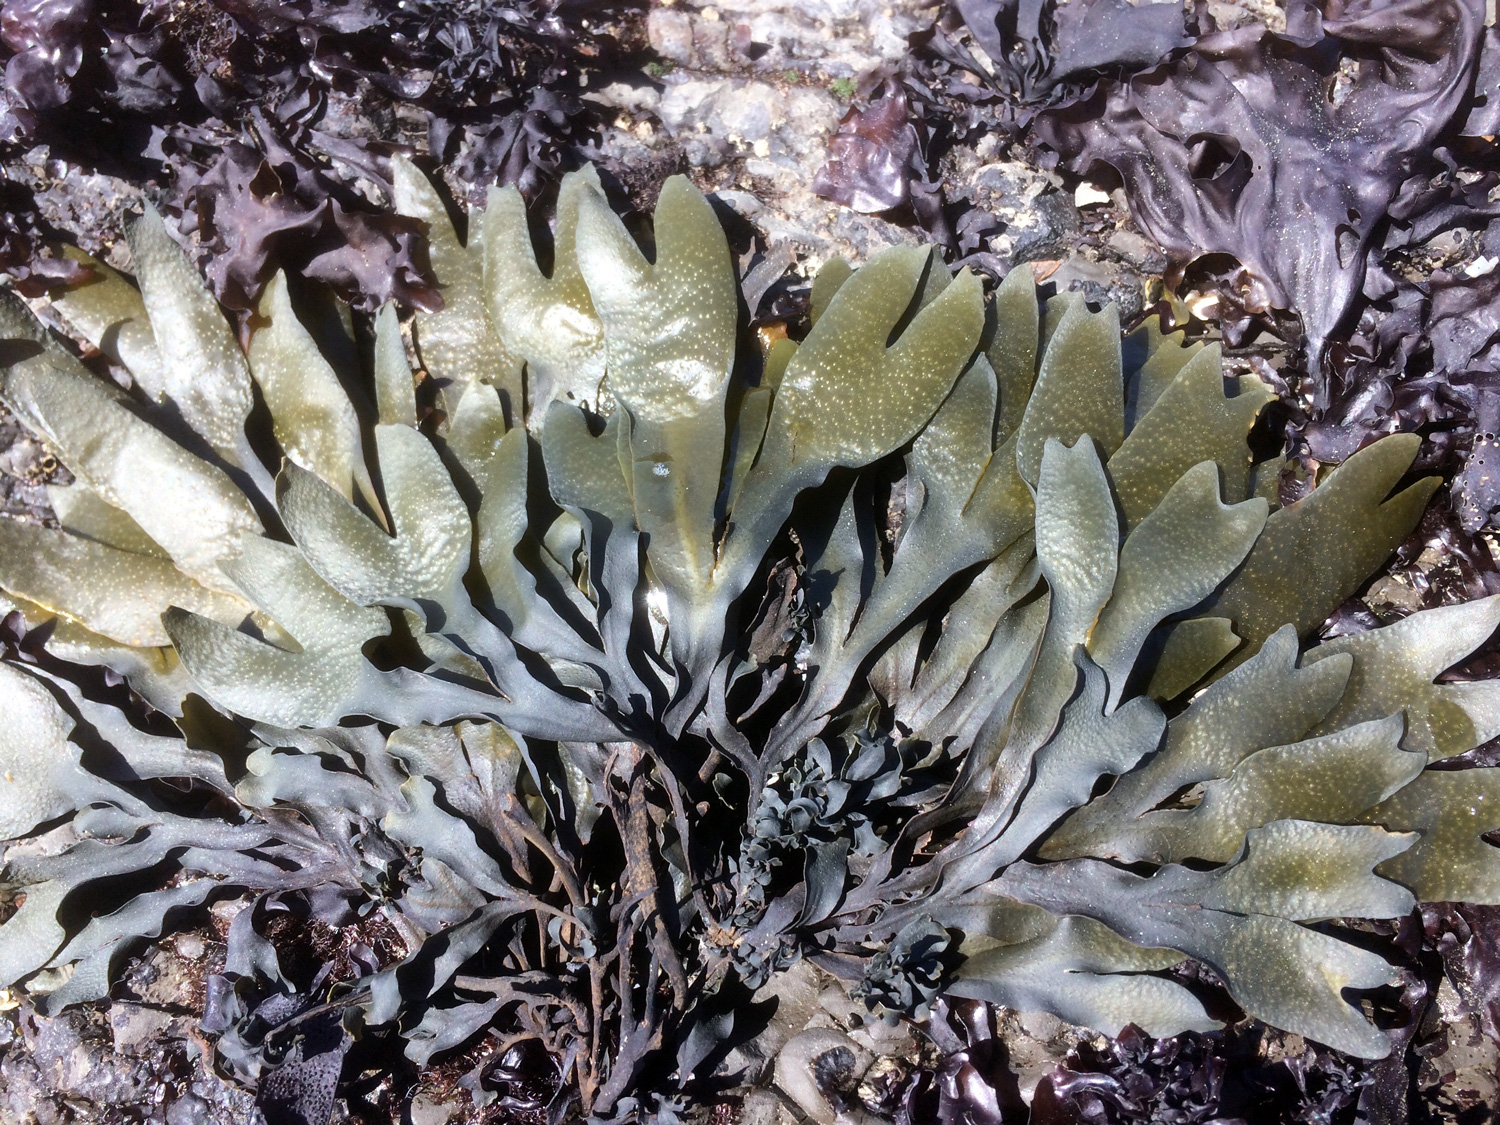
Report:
0,0,640,313
2,164,1500,1120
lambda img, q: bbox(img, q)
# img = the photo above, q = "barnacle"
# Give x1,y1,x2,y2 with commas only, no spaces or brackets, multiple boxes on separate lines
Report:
1,159,1498,1118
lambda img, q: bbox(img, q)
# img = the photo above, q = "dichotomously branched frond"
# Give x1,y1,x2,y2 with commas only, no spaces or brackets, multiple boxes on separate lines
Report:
0,163,1496,1118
